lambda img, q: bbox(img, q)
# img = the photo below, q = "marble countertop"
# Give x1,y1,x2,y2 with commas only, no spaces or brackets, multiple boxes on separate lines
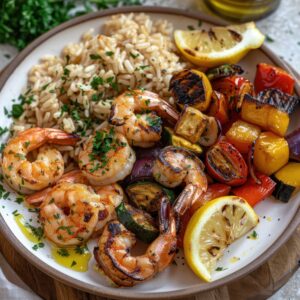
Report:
0,0,299,299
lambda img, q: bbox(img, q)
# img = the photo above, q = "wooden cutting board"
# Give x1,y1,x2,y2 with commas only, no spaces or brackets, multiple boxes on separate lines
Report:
0,226,299,300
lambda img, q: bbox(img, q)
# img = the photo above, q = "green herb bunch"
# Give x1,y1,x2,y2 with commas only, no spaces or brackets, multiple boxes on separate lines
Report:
0,0,141,50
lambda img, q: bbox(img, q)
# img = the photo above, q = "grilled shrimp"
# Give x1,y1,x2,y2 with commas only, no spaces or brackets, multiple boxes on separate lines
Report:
152,146,207,221
1,128,78,194
40,180,124,246
94,196,177,286
109,89,179,147
25,169,90,206
93,184,123,233
40,182,102,246
78,127,135,186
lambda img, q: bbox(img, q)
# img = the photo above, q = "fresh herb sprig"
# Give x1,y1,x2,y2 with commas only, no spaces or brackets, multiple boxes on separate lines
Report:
0,0,141,50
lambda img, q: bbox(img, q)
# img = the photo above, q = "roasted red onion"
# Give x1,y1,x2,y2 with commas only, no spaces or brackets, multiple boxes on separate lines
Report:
247,141,262,185
286,128,300,161
123,157,155,185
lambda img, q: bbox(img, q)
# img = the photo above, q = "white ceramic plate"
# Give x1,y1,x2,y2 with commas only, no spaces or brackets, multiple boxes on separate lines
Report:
0,7,299,300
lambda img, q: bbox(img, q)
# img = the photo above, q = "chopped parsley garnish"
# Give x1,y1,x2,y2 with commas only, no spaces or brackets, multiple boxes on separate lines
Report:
28,207,40,213
75,244,88,255
0,127,8,136
247,230,258,239
15,196,24,204
266,35,274,42
71,109,81,121
89,128,125,172
139,65,150,70
60,104,69,116
41,83,50,91
198,20,202,27
105,51,114,57
32,242,44,251
14,153,25,159
57,248,70,257
3,192,10,199
12,209,20,216
24,141,30,148
63,67,70,76
91,92,103,102
11,104,24,118
215,267,227,271
0,185,6,198
25,223,44,240
89,54,102,60
106,76,119,91
71,260,77,267
90,76,104,90
130,52,139,59
58,225,74,235
145,113,162,129
53,213,61,219
187,25,195,31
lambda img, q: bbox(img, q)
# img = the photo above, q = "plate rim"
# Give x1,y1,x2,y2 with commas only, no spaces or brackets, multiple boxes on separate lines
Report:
0,6,299,300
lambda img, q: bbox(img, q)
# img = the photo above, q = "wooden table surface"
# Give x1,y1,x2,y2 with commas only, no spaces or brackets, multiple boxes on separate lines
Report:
0,225,299,300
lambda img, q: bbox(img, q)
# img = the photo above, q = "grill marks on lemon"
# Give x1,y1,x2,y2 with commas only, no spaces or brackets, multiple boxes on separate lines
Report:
184,196,259,282
175,22,265,67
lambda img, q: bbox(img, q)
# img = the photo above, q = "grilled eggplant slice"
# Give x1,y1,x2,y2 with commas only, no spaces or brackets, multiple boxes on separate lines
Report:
169,69,212,111
126,181,175,213
272,162,300,202
115,202,159,243
163,127,203,154
256,88,299,114
175,106,208,143
206,64,244,81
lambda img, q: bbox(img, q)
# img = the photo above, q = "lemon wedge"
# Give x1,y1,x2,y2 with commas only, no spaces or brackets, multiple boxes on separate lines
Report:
174,22,265,67
184,196,259,282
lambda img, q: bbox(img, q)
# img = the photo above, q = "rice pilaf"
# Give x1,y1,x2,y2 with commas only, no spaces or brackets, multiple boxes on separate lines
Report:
12,13,187,164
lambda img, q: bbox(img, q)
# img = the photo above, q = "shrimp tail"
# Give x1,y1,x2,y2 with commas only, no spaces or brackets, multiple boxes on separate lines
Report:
159,195,175,234
25,170,88,206
108,104,126,126
173,184,196,216
46,128,79,145
157,101,179,126
25,187,51,206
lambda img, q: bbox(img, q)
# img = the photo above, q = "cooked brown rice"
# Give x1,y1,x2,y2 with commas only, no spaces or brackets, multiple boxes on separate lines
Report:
12,13,187,164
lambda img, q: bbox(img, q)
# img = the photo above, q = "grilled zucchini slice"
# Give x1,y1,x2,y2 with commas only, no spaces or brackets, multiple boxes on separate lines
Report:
163,127,203,154
126,181,175,213
115,202,159,243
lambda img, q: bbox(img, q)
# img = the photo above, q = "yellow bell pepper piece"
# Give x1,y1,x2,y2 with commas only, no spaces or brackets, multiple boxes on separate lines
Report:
226,120,261,154
254,132,289,175
241,99,289,137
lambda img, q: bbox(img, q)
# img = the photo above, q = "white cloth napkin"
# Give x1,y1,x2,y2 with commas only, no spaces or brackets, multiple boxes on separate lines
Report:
0,253,41,300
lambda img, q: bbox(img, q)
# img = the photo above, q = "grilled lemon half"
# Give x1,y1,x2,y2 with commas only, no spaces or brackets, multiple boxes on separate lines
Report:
184,196,259,282
174,22,265,67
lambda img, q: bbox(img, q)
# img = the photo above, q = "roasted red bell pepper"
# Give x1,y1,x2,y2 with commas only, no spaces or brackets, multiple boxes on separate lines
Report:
232,173,276,207
212,76,254,113
206,141,248,186
190,183,231,213
208,91,229,125
177,183,231,248
254,63,294,94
